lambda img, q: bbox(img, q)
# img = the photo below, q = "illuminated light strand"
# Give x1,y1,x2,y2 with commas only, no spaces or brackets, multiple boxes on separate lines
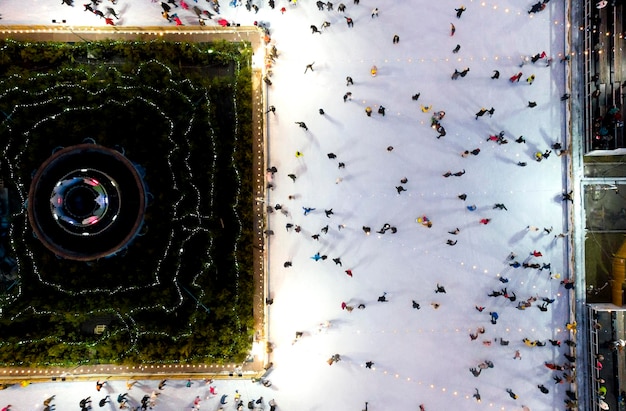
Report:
0,47,247,363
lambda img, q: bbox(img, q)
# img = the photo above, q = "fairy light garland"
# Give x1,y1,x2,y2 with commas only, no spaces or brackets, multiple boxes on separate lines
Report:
0,42,250,365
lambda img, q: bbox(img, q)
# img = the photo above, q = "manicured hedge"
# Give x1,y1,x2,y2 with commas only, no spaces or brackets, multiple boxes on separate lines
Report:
0,39,254,366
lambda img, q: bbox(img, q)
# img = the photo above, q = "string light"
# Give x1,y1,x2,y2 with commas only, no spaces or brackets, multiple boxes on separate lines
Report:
0,40,251,365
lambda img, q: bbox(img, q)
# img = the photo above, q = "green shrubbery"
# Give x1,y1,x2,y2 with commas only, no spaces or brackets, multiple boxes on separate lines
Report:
0,39,254,366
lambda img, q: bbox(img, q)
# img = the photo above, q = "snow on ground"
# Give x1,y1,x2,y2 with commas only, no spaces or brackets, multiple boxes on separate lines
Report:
0,0,572,410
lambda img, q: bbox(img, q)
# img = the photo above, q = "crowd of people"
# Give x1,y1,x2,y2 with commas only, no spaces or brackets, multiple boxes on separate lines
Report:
0,0,578,409
261,0,576,409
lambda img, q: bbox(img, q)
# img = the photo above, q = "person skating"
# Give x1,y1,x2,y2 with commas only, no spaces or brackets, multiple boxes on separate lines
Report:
528,101,537,108
491,70,500,79
473,388,481,402
475,108,488,119
488,311,498,324
446,239,457,246
528,1,546,13
412,300,420,309
460,67,470,77
303,207,315,215
509,72,523,82
295,121,308,130
506,388,518,400
325,208,334,217
378,292,388,302
448,228,460,235
310,24,322,34
435,283,446,293
396,185,407,194
453,169,465,176
450,22,456,36
96,380,107,391
393,34,400,44
304,62,315,73
436,124,446,138
346,76,353,85
452,44,461,53
531,52,544,63
455,6,466,18
538,384,549,394
106,7,120,19
99,396,110,407
469,367,481,377
365,361,374,368
458,194,467,200
493,203,507,210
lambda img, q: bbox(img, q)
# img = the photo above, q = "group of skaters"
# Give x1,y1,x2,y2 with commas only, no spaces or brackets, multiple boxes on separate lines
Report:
62,0,121,26
260,0,578,409
32,378,278,411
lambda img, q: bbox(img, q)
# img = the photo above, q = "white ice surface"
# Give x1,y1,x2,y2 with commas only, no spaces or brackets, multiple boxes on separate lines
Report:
0,0,572,410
